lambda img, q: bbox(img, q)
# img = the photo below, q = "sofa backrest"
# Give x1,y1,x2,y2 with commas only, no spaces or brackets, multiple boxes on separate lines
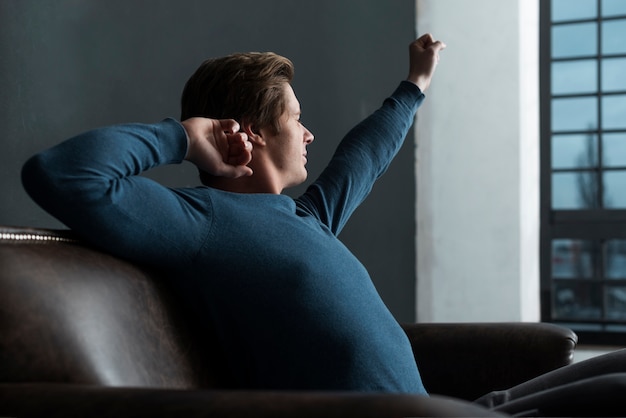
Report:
0,226,223,388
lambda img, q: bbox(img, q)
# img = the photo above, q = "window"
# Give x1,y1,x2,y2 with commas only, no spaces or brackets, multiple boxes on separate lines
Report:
541,0,626,344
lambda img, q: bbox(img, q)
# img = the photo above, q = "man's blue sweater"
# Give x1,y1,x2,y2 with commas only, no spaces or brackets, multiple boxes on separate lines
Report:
22,81,427,394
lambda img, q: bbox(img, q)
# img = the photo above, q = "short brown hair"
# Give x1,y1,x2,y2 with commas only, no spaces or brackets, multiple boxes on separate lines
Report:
181,53,294,185
180,52,294,134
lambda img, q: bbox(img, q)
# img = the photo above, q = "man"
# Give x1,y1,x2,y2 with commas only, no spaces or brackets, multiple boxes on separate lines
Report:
22,34,445,393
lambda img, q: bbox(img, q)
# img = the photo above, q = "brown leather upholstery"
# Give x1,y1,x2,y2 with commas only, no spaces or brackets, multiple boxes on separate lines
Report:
0,225,218,388
0,225,578,416
402,322,578,400
0,385,507,418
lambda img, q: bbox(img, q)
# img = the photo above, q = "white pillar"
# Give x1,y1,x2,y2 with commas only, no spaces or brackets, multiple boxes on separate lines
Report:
415,0,540,322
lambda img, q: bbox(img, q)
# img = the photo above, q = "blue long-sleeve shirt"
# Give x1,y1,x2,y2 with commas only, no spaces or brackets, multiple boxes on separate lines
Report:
22,81,427,394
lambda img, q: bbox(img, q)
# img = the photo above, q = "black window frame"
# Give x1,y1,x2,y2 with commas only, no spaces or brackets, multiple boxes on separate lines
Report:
540,0,626,345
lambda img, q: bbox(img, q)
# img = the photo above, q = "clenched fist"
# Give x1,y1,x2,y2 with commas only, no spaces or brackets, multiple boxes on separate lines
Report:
407,33,446,92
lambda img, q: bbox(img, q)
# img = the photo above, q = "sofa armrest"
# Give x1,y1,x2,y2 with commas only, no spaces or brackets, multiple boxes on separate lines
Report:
402,322,578,401
0,384,508,417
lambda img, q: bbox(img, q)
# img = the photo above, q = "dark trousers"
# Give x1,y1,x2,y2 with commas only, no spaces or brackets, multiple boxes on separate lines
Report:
474,348,626,416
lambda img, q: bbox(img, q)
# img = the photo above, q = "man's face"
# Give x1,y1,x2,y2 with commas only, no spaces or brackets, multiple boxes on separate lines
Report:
260,83,314,189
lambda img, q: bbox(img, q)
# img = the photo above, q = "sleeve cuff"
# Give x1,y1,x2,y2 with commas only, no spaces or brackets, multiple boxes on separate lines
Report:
157,118,190,164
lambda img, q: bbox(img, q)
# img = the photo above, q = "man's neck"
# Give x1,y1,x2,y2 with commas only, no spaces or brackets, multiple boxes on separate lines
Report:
203,173,282,195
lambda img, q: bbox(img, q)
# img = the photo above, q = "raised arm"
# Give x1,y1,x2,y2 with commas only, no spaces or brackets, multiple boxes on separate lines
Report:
22,117,251,265
297,34,446,234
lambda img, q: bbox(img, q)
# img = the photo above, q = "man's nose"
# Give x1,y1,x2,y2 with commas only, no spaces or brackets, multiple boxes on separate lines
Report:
304,127,314,144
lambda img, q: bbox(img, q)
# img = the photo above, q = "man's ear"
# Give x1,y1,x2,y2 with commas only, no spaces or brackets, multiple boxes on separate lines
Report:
241,121,267,147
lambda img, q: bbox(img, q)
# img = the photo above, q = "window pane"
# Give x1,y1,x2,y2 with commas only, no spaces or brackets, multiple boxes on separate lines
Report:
552,239,595,278
602,58,626,92
602,95,626,130
552,97,598,131
602,0,626,17
553,281,602,320
552,22,597,58
552,60,597,94
606,240,626,279
607,286,626,320
603,133,626,167
553,0,597,22
552,134,598,169
602,19,626,54
604,170,626,208
552,171,600,208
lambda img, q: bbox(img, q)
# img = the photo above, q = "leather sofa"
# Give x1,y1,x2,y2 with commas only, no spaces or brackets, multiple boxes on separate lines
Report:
0,225,578,417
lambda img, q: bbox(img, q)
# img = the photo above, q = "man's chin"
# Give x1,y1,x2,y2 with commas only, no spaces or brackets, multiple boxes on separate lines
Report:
285,172,308,190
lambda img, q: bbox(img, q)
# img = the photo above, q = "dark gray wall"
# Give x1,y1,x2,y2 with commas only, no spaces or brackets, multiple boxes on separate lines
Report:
0,0,417,322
